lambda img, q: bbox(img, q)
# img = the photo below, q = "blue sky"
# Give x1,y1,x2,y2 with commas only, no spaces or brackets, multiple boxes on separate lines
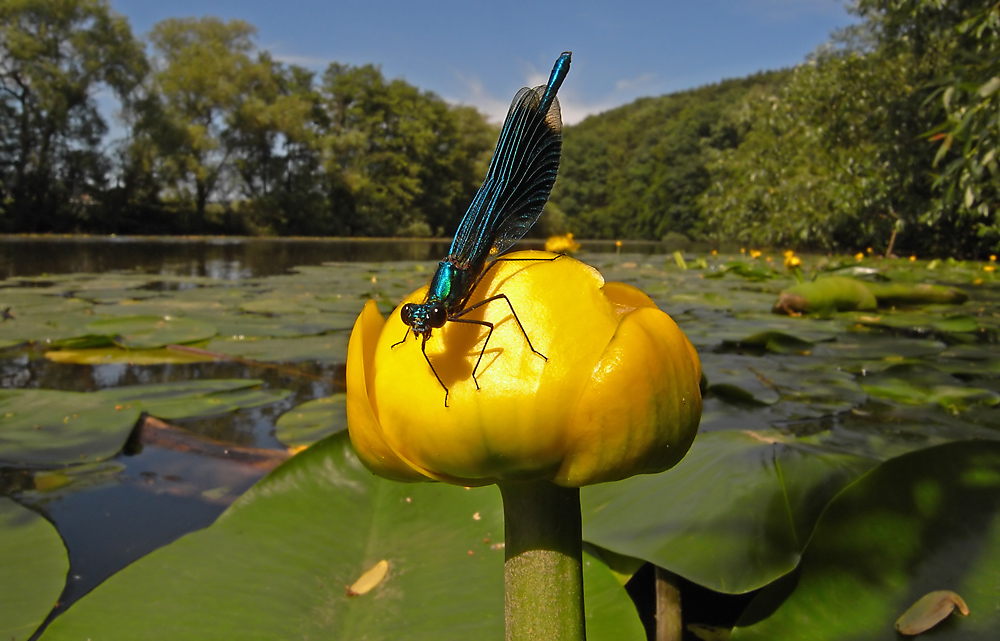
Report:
108,0,857,124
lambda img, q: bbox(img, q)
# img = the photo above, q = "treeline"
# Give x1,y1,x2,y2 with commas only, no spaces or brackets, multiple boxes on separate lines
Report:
2,1,998,256
552,0,1000,256
0,0,496,236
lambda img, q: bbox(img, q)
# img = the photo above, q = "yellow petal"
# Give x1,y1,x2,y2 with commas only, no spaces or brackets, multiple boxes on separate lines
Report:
345,301,428,482
373,253,618,484
560,307,701,486
895,590,969,635
346,559,389,596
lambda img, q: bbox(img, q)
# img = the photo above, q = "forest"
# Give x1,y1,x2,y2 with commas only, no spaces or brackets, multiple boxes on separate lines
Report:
1,0,998,256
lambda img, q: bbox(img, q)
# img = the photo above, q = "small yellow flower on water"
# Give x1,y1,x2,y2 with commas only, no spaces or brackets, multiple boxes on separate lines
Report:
991,255,997,262
544,232,580,255
985,265,996,273
711,250,717,256
346,251,702,487
854,252,864,261
784,254,802,270
740,248,746,254
750,250,762,259
867,247,873,254
909,255,917,261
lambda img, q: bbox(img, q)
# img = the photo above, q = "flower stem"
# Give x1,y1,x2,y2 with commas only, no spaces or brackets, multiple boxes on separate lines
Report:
498,480,586,641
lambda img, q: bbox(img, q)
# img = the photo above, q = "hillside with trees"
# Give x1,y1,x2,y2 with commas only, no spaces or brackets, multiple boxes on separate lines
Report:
554,0,1000,257
1,0,998,256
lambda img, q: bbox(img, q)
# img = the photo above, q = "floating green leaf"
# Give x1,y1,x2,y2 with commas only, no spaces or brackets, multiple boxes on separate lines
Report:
582,430,877,594
207,334,350,362
774,277,877,315
732,441,1000,640
0,498,69,641
82,315,217,349
40,433,643,641
275,394,347,447
45,346,216,365
0,389,142,466
100,379,290,420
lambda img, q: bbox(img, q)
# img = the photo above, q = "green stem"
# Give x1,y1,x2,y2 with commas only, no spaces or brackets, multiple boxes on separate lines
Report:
499,480,586,641
655,566,682,641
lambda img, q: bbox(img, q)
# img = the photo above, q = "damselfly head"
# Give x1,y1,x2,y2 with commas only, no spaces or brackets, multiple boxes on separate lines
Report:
401,302,448,337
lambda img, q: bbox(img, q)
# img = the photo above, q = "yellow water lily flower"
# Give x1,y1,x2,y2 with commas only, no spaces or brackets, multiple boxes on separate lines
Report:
346,250,702,488
544,232,581,255
784,254,802,270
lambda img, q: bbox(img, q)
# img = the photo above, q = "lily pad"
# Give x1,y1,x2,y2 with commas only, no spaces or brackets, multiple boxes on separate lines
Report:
774,277,877,315
582,430,878,594
40,433,644,641
0,389,142,466
207,334,350,362
141,387,290,420
0,498,69,641
45,347,217,365
82,315,217,349
732,441,1000,640
100,379,291,420
859,363,1000,412
274,394,348,447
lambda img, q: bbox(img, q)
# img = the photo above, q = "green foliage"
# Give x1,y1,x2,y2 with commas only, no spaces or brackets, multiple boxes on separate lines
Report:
0,0,146,232
551,72,790,241
0,9,493,237
3,1,998,255
319,64,494,237
698,0,1000,255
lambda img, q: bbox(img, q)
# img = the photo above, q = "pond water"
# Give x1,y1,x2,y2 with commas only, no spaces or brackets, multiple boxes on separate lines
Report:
0,235,662,280
1,236,999,637
0,235,667,626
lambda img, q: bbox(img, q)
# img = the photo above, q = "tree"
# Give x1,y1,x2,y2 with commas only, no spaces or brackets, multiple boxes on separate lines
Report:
0,0,146,232
551,72,789,241
226,59,327,234
849,0,1000,252
319,63,493,236
142,17,270,224
701,47,912,251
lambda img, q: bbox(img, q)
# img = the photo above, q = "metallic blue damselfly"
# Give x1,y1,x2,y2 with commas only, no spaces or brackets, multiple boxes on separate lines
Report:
393,52,571,406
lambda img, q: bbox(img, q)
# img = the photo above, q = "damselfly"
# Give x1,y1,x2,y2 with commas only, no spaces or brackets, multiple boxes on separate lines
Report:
393,52,571,406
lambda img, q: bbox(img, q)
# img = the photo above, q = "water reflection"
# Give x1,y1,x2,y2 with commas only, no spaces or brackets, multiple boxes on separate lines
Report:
0,235,667,280
0,236,455,280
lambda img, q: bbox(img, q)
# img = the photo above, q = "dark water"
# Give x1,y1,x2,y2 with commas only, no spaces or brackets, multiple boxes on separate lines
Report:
0,236,453,280
0,235,667,280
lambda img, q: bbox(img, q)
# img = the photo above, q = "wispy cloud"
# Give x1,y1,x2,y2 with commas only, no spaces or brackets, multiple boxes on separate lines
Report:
614,72,657,94
450,61,650,126
261,40,333,69
270,52,333,69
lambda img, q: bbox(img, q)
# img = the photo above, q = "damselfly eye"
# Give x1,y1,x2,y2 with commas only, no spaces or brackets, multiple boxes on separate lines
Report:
400,304,415,325
428,303,447,328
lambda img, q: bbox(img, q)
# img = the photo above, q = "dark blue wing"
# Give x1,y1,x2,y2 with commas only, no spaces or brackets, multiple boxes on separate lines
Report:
448,52,571,270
